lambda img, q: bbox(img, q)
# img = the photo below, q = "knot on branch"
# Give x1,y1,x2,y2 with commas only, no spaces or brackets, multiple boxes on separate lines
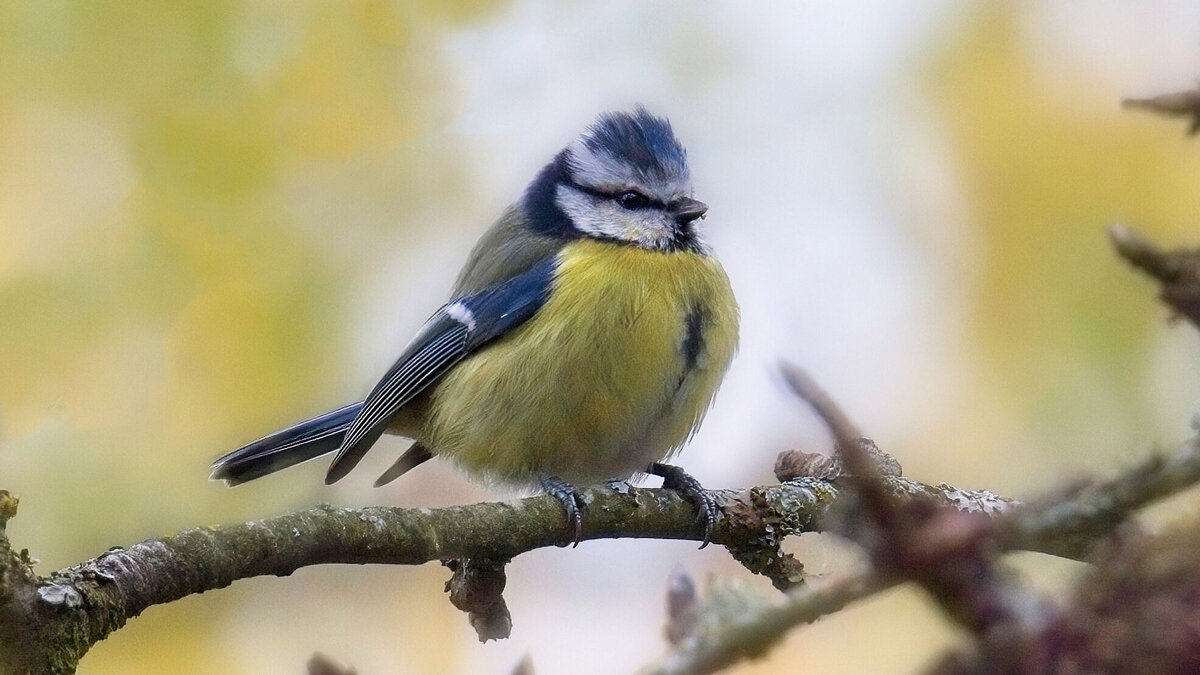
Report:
775,450,839,482
0,491,17,530
774,438,903,483
443,558,512,642
723,542,805,592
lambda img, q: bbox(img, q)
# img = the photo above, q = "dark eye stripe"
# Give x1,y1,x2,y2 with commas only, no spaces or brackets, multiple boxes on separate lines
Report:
567,180,666,209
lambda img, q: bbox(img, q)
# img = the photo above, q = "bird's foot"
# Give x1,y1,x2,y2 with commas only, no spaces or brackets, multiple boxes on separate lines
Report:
539,473,584,547
647,462,719,548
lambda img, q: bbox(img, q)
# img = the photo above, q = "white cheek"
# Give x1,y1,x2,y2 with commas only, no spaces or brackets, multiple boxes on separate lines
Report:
555,186,673,249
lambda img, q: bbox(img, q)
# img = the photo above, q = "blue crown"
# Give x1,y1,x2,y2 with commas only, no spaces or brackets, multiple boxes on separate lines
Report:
581,107,688,181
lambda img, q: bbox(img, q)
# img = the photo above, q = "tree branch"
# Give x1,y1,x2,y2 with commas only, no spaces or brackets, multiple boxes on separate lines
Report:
8,423,1191,673
1110,224,1200,331
1123,84,1200,135
6,390,1192,672
647,569,890,675
2,461,1028,672
643,431,1200,675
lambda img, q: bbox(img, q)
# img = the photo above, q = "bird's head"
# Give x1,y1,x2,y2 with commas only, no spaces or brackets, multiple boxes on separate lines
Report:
523,108,708,252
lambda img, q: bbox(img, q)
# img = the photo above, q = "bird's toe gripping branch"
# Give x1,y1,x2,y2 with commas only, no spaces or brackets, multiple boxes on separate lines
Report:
647,462,720,548
539,474,585,547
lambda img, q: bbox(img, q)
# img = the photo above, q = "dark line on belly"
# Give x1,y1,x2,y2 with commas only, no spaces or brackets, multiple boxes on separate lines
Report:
678,306,706,392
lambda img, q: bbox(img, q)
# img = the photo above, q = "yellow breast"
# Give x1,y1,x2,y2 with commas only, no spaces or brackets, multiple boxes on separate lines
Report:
420,238,739,485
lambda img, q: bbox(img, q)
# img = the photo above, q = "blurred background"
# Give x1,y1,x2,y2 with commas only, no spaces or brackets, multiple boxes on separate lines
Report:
3,1,1200,672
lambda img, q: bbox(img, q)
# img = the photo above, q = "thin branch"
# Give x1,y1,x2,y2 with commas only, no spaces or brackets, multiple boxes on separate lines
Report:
307,652,357,675
1123,84,1200,135
778,363,864,442
646,570,889,675
999,436,1200,558
784,366,1044,636
1110,224,1200,331
644,431,1200,675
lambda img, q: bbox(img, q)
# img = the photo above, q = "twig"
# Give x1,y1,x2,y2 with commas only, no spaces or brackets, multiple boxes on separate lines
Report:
999,436,1200,558
783,366,1040,635
934,519,1200,673
307,653,357,675
646,570,888,675
646,355,1200,675
1123,85,1200,135
645,432,1200,675
1110,225,1200,331
778,364,863,442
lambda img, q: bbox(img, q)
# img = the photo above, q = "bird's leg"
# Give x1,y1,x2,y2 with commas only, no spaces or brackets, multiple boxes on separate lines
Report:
539,473,584,547
647,462,719,548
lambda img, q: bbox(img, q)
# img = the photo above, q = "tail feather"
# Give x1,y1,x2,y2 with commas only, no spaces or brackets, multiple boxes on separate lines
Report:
211,402,363,485
373,442,432,487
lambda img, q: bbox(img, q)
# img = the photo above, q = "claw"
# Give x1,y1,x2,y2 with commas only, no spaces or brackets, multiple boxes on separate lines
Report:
539,474,584,547
648,462,719,548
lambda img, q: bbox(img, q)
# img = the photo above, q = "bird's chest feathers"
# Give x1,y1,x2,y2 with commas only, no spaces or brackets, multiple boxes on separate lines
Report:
543,240,734,390
426,239,737,482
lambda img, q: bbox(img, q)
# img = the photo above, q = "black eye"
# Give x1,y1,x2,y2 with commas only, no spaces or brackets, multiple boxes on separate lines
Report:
616,191,648,210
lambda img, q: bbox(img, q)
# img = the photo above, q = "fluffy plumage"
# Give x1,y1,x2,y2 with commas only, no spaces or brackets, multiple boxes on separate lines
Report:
211,108,738,496
423,239,736,484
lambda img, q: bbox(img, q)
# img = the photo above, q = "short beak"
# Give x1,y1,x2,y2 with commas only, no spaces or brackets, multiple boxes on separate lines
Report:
670,197,708,225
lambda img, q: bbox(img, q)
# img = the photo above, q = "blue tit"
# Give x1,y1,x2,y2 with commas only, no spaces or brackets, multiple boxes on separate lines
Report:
211,108,739,544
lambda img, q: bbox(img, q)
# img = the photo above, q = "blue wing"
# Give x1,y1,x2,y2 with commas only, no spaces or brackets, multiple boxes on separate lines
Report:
324,256,557,483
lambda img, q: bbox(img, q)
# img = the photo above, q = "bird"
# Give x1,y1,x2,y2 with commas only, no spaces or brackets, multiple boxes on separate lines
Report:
210,108,739,546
